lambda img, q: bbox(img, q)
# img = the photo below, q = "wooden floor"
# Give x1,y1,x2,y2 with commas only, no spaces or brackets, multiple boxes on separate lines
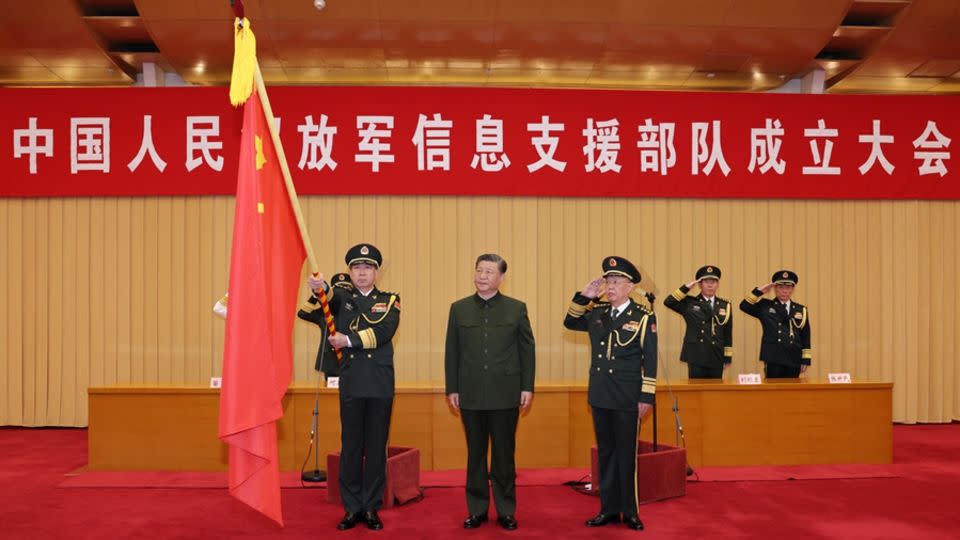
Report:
87,379,893,471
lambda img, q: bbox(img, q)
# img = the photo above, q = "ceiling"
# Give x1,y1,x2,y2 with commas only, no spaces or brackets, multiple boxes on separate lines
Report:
0,0,958,93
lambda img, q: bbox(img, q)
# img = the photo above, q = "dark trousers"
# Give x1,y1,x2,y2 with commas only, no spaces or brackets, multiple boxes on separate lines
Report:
460,408,520,517
338,394,394,513
687,364,724,379
765,363,801,378
591,406,640,518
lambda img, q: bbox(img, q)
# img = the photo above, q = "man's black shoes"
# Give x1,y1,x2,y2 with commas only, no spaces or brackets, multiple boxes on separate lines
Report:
336,512,362,530
463,513,488,529
585,513,621,527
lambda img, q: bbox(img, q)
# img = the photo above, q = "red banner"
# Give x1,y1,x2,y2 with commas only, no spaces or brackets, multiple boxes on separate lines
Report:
1,86,957,199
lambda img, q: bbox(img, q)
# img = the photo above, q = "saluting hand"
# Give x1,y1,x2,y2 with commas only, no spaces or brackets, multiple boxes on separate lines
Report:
759,282,774,294
686,279,700,289
582,276,604,299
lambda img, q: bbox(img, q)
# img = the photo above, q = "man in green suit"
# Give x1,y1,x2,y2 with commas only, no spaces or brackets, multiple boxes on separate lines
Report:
445,254,536,531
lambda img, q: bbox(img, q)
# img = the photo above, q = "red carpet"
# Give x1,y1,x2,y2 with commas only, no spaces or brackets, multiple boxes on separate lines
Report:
2,424,960,539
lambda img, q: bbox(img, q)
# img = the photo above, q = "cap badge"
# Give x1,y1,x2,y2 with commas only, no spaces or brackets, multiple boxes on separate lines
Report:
609,258,617,267
782,271,789,278
360,245,370,255
707,266,713,272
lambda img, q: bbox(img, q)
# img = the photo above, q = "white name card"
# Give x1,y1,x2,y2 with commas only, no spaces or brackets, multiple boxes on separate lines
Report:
738,373,762,385
209,377,222,389
326,376,340,388
828,373,852,384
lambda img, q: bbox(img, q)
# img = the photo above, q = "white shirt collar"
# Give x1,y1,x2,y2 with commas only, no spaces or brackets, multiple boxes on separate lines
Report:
611,299,631,314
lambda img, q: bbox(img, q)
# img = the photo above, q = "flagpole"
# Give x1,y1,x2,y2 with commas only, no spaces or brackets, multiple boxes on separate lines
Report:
252,62,319,274
251,61,343,367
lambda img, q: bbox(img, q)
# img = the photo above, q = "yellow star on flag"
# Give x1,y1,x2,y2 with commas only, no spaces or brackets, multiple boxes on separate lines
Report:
255,135,267,170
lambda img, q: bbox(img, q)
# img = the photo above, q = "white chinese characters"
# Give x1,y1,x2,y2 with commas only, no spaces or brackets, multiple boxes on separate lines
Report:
13,117,53,174
185,116,224,172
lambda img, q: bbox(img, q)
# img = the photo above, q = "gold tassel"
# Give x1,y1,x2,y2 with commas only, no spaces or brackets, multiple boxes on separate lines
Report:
229,17,257,106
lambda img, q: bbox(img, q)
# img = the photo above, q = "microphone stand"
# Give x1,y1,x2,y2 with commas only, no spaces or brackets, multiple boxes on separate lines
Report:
301,325,328,483
657,344,695,477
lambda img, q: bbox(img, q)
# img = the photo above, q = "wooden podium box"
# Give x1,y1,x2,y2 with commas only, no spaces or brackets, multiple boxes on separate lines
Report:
326,447,422,508
590,441,687,504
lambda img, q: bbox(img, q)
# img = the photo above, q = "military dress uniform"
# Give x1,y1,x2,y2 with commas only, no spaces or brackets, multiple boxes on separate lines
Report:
663,265,733,379
739,270,811,378
563,257,657,527
445,291,535,524
298,272,353,375
298,245,400,519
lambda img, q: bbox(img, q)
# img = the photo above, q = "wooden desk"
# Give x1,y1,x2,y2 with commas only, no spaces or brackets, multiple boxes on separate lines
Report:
88,379,892,471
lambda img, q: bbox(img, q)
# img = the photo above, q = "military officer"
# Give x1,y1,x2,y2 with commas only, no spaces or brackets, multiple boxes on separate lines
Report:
299,272,353,376
663,265,733,379
739,270,811,379
563,256,657,531
445,253,536,531
299,244,400,531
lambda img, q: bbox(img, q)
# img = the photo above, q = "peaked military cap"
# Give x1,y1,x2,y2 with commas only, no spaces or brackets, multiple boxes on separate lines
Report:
602,255,641,283
331,272,353,290
772,270,798,285
345,243,382,268
696,265,722,280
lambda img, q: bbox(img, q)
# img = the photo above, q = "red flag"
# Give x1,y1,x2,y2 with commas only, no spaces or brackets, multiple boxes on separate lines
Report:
218,88,306,525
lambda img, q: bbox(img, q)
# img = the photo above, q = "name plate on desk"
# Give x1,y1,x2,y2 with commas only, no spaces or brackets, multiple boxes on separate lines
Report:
326,377,340,388
828,373,852,384
738,373,762,385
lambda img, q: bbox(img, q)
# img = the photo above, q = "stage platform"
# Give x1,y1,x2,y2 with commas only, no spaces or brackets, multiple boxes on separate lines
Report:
88,379,892,471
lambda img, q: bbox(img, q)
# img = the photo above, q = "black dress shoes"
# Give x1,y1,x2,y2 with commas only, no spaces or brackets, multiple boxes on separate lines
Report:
497,515,518,530
463,513,488,529
624,515,644,530
585,513,621,527
337,512,362,530
363,510,383,530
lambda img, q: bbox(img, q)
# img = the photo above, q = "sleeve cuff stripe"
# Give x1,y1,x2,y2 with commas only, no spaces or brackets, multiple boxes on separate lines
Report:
359,329,377,349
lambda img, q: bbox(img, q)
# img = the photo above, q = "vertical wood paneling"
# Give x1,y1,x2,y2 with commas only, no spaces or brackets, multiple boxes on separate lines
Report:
89,200,106,393
47,199,65,424
20,200,38,424
74,200,91,425
33,201,51,424
2,201,22,424
2,197,960,426
170,198,187,385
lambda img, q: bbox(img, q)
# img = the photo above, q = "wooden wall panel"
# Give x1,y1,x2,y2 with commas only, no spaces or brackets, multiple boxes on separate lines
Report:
1,197,959,426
